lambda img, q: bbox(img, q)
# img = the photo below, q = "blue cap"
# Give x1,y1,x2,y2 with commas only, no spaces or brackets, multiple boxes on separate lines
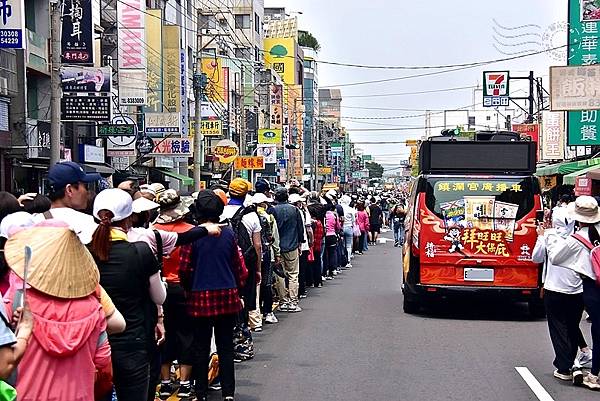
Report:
48,162,101,191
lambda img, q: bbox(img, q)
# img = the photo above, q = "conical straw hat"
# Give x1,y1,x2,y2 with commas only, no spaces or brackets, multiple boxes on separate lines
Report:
4,226,99,299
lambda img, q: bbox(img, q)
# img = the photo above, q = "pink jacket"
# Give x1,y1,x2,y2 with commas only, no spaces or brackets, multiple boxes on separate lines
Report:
357,211,370,233
325,211,341,236
4,273,110,401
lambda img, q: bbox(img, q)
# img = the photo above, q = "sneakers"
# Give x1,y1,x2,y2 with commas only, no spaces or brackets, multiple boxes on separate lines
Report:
345,263,352,268
321,276,327,281
554,369,572,381
316,283,323,288
577,350,593,369
326,275,334,280
583,372,600,390
223,397,235,401
159,381,175,399
573,367,584,386
252,326,263,333
356,251,363,255
287,304,302,313
178,382,193,398
264,313,278,324
278,303,289,312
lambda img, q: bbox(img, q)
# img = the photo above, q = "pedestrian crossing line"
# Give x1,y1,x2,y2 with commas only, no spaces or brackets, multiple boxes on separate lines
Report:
515,367,555,401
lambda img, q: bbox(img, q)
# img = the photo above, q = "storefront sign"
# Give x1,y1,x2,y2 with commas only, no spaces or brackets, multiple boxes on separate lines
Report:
180,48,188,138
483,71,510,107
81,144,105,163
190,119,222,138
98,124,136,137
144,9,162,112
107,136,136,156
118,0,147,105
162,25,180,113
551,65,600,111
258,128,282,145
542,111,565,160
61,66,111,93
145,112,180,137
575,176,593,196
568,0,600,145
61,95,111,121
150,137,192,156
318,166,332,174
154,156,174,168
0,0,24,48
270,105,283,129
61,0,93,63
512,123,540,160
234,156,265,170
539,176,558,190
213,139,239,163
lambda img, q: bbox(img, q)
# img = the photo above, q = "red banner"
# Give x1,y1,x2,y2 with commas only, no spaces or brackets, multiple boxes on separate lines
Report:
512,124,540,161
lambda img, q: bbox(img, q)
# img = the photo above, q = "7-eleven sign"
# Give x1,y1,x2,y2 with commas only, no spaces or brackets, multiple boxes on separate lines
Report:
483,71,510,107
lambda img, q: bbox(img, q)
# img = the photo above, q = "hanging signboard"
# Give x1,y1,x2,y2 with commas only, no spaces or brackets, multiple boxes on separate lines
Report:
550,65,600,111
61,66,111,93
234,156,265,170
118,0,147,105
256,145,277,164
61,0,93,64
145,112,180,137
26,120,50,158
162,25,180,112
61,95,111,121
0,0,25,49
511,123,540,161
483,71,510,107
150,137,193,157
258,128,282,145
190,119,222,138
213,139,239,163
541,111,565,161
98,124,136,137
106,115,137,156
575,176,593,196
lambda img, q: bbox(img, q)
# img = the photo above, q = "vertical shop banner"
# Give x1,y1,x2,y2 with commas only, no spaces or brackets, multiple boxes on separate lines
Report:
145,9,162,113
568,0,600,145
511,124,540,161
201,57,224,104
180,48,188,138
222,66,229,106
118,0,147,105
542,111,566,161
161,25,180,113
264,38,296,85
0,0,25,48
61,0,93,63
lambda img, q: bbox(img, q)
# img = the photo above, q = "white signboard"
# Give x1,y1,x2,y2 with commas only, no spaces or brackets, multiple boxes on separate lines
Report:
107,136,136,156
117,0,147,105
145,112,181,137
541,111,565,161
110,156,130,170
0,0,25,49
550,65,600,111
256,144,277,164
83,144,105,163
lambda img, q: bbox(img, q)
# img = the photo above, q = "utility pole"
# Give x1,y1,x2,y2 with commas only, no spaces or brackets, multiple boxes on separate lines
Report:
193,10,205,191
49,1,62,166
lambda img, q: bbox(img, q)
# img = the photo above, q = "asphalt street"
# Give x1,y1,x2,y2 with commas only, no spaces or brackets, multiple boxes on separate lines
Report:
231,229,600,401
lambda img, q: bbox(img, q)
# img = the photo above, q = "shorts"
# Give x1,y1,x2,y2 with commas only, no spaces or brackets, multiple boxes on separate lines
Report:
160,283,194,365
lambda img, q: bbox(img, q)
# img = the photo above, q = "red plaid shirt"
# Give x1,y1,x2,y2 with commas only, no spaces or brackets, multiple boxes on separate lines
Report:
179,244,243,317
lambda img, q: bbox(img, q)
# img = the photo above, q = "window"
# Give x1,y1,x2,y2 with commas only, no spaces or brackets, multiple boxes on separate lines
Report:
200,14,216,29
468,116,475,127
255,13,260,34
255,46,260,62
235,14,250,29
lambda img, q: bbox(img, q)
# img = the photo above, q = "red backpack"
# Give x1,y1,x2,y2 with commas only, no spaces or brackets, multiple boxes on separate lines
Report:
572,233,600,286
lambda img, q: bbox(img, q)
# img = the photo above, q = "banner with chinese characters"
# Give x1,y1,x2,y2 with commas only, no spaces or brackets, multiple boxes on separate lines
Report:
61,95,111,121
162,25,180,113
541,111,565,161
180,48,188,138
189,119,223,138
144,9,162,113
61,0,93,63
0,0,24,48
511,123,540,161
145,112,180,137
234,156,265,170
118,0,147,106
567,0,600,145
150,137,192,157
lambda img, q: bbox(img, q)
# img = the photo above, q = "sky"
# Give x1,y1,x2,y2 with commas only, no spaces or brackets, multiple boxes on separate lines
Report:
264,0,568,170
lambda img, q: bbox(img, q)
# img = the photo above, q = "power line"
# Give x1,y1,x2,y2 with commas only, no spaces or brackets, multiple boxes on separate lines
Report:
339,85,478,98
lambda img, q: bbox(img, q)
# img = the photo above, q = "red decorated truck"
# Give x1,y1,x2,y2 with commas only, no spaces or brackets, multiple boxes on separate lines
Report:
402,132,544,316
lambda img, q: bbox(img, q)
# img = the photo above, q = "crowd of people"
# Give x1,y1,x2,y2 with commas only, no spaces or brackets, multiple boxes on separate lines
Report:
0,161,407,401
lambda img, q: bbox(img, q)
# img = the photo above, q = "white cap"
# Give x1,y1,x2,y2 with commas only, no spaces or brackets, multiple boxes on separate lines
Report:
289,193,307,204
93,188,133,222
0,211,35,239
132,197,160,214
252,193,274,205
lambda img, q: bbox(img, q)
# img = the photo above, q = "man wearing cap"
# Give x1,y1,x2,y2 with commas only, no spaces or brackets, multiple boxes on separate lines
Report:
272,188,305,312
33,161,101,244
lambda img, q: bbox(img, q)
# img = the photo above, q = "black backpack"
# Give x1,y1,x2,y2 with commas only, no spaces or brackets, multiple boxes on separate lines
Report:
229,205,259,268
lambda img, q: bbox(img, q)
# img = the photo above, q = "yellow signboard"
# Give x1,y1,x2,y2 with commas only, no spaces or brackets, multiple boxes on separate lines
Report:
264,37,296,85
435,181,523,193
145,9,162,112
189,119,223,138
202,58,225,104
234,156,265,170
258,128,282,145
318,167,332,174
213,139,239,164
162,25,180,112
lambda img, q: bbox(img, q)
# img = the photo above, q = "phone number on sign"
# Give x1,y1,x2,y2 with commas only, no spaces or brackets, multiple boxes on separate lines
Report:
121,98,145,104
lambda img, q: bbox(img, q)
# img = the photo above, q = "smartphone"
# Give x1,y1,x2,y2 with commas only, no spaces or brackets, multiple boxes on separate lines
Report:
535,210,545,224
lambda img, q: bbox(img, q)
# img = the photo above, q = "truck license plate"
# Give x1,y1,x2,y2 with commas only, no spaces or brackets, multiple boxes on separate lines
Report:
463,268,494,282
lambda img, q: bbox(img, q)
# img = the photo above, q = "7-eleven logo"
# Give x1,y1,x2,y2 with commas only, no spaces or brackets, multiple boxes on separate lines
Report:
485,72,508,96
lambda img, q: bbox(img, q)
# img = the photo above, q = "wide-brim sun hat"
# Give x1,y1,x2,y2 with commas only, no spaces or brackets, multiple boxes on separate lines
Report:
567,195,600,224
156,190,194,224
5,226,99,299
132,196,160,214
93,188,133,222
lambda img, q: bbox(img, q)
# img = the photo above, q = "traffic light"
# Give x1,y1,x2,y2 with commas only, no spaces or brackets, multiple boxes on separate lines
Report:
441,128,460,137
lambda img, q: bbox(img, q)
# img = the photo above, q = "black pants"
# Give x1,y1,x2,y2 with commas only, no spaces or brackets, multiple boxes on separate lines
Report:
161,283,194,365
299,250,309,295
325,244,337,276
192,314,236,398
544,289,585,373
583,278,600,375
358,232,365,252
112,347,150,401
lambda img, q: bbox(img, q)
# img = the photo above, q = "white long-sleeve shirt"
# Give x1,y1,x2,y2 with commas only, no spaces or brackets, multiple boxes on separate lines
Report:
548,225,597,281
532,229,582,294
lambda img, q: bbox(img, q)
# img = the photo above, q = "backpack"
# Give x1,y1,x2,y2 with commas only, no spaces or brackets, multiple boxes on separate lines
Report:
228,205,259,269
257,212,274,248
572,233,600,286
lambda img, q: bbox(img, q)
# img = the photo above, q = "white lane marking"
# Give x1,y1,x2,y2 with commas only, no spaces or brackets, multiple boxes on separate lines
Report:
515,367,555,401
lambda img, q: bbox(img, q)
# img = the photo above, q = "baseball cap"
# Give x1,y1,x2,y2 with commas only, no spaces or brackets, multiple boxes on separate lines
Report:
289,193,307,204
93,188,133,222
132,196,160,214
48,162,101,191
255,178,271,194
252,193,274,205
229,178,252,197
194,190,224,220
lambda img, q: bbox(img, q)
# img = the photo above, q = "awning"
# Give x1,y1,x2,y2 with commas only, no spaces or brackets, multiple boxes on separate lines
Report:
535,157,600,176
563,164,600,185
154,168,194,186
82,163,115,175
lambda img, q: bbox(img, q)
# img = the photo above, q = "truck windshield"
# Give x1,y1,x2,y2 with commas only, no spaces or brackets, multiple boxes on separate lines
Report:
424,177,537,221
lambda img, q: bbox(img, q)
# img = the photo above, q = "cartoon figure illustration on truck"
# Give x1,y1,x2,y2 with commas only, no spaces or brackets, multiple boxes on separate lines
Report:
444,226,464,253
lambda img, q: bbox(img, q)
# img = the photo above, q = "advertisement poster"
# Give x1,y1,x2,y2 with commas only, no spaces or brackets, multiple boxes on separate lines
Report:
464,196,495,230
493,201,519,242
439,199,465,229
61,0,93,63
61,67,111,93
257,144,277,164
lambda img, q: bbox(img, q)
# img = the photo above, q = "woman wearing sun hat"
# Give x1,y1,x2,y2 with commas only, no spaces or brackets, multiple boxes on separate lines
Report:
3,222,111,401
548,195,600,390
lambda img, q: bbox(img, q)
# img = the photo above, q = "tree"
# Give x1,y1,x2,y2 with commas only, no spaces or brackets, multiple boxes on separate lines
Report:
365,161,384,179
298,30,321,52
270,44,288,58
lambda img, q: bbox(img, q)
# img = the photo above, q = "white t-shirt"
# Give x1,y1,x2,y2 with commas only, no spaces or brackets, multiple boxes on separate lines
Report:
221,204,261,237
127,227,178,258
533,231,582,294
342,205,356,229
33,208,97,244
299,207,310,252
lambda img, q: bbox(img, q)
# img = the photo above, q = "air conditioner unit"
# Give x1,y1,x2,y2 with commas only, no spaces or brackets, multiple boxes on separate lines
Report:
0,77,9,96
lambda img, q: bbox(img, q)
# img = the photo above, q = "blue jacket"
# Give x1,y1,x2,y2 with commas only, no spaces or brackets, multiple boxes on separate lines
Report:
190,227,238,291
272,202,305,253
